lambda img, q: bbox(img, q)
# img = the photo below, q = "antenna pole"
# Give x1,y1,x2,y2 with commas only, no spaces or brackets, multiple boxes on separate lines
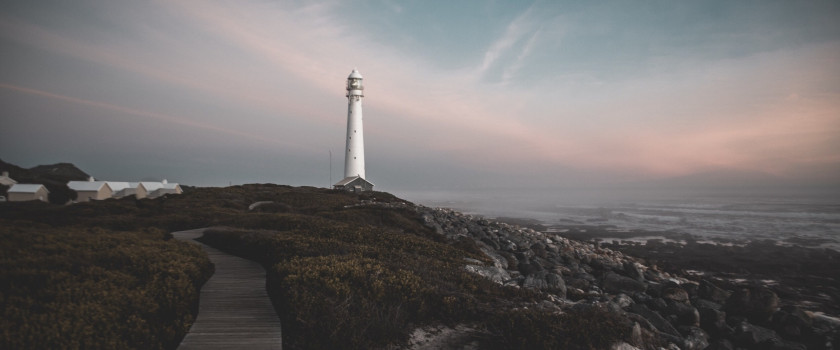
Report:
329,150,332,188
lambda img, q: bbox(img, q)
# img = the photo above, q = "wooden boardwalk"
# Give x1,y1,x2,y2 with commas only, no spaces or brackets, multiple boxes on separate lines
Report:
173,229,283,349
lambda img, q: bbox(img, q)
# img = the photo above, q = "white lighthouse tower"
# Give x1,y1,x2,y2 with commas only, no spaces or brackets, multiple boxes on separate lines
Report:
334,69,374,192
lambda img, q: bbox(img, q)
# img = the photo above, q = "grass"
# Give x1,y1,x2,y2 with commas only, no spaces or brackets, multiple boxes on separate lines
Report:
0,223,213,349
1,184,634,349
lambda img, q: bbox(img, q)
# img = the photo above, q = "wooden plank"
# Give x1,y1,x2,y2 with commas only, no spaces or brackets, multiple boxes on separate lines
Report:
173,229,283,350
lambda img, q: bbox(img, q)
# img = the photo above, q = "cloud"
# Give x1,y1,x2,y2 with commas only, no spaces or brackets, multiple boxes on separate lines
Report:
501,28,542,84
476,4,539,79
0,83,302,150
2,1,838,187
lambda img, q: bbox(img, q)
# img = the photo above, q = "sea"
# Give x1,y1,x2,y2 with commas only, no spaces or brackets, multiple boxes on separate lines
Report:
396,186,840,251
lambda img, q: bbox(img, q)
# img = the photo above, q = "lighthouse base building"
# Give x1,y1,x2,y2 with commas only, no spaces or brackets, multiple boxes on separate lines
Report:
334,69,374,192
333,175,374,192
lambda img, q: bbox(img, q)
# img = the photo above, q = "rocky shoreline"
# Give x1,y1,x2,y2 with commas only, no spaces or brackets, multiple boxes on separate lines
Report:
363,200,839,349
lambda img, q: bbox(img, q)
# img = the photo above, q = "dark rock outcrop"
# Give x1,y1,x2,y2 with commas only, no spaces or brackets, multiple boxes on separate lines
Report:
398,204,838,349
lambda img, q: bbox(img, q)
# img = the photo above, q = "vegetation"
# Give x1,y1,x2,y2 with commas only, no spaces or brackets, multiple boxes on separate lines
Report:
1,183,633,349
0,223,213,349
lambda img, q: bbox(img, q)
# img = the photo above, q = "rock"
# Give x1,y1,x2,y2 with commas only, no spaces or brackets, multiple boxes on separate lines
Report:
662,287,690,303
645,281,664,298
770,305,813,339
610,342,640,350
630,322,643,347
603,272,647,294
463,265,511,285
517,259,543,276
498,251,518,270
696,300,730,337
545,273,567,297
612,293,635,309
530,243,547,258
699,279,731,304
478,246,508,269
248,200,274,211
629,303,680,337
515,250,534,262
523,272,548,289
679,326,709,350
480,237,500,250
707,339,734,350
665,301,700,326
734,322,780,348
646,298,668,312
682,282,699,300
536,300,560,313
725,286,780,324
623,261,645,281
767,340,808,350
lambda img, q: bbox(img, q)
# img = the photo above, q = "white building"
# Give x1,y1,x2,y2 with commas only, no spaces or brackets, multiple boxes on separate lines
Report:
0,171,17,186
141,179,183,198
334,69,374,192
68,179,113,202
7,184,49,202
107,181,150,199
128,182,149,199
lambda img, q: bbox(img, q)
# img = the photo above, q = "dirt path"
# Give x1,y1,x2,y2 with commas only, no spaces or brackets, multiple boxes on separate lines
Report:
173,228,283,349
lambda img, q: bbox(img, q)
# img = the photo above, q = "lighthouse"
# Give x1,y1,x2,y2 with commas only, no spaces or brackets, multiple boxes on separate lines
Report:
334,69,374,192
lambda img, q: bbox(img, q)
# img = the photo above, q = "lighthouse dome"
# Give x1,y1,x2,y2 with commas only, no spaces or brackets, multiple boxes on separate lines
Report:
348,69,363,79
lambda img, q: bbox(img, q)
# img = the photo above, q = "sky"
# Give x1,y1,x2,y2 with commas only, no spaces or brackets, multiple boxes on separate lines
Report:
1,0,839,192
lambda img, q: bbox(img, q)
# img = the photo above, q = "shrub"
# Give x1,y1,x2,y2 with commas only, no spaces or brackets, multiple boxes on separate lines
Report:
0,223,213,349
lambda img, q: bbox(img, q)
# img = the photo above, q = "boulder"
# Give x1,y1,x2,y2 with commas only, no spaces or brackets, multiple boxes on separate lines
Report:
707,339,734,350
770,305,813,339
699,279,730,304
478,246,508,269
696,299,730,337
665,301,700,327
610,342,641,350
463,265,511,285
629,303,680,337
662,287,690,303
545,273,567,297
517,258,544,276
646,298,668,312
734,322,780,348
480,237,500,250
612,293,635,309
530,243,548,258
523,272,548,289
725,287,780,324
623,261,645,281
678,326,709,350
603,272,647,294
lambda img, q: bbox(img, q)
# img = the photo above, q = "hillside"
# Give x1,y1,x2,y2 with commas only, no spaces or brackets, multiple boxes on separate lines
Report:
0,159,89,203
1,184,837,349
0,159,89,183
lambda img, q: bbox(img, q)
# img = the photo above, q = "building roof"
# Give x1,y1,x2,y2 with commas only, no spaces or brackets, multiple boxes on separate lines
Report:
0,174,17,186
140,182,164,191
106,182,133,191
67,181,110,192
348,68,363,79
334,176,360,186
8,184,48,194
334,176,374,187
